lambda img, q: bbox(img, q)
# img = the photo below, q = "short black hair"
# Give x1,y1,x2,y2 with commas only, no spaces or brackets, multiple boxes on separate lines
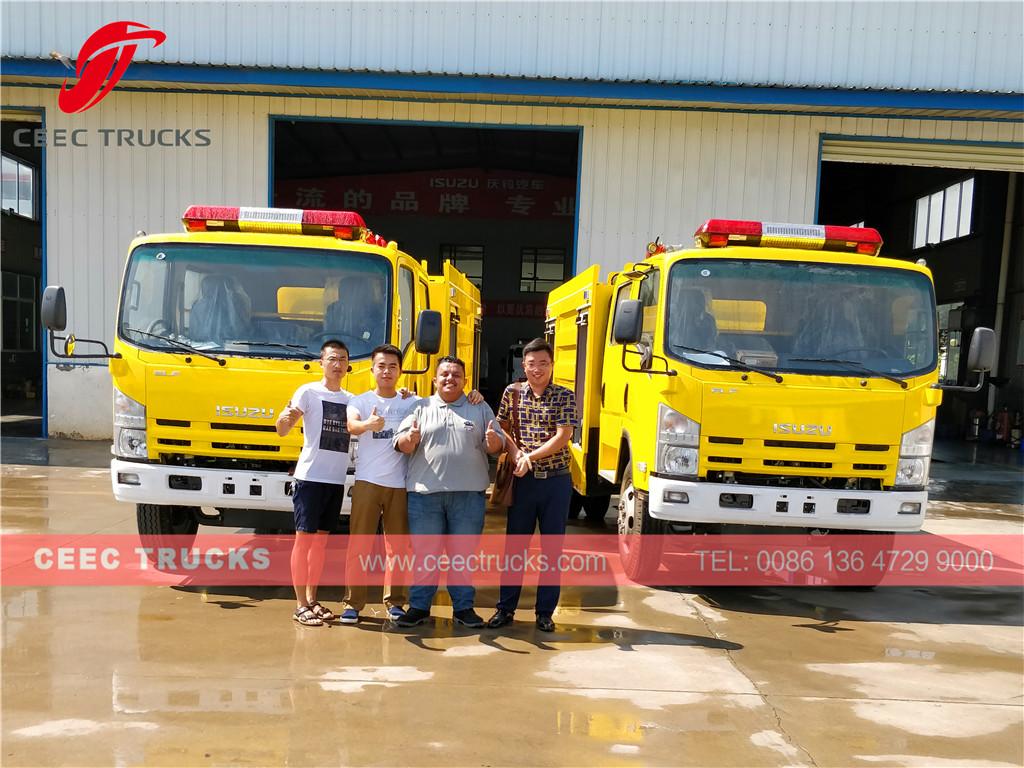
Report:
320,339,349,355
522,338,553,359
436,354,466,373
371,344,403,367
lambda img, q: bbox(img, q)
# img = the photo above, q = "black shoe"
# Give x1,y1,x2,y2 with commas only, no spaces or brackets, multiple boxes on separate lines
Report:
396,607,431,627
536,615,555,632
487,609,515,628
452,608,485,628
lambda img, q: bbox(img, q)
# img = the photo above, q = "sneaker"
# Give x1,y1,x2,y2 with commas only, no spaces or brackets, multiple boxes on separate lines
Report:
339,608,359,625
452,608,485,628
396,607,432,627
386,605,407,621
487,609,515,628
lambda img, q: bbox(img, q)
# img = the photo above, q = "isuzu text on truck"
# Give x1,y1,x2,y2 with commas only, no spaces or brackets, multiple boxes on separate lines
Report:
546,219,994,579
42,206,480,541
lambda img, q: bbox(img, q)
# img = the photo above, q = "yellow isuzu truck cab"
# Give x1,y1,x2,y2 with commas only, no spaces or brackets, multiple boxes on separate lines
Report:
41,206,480,539
546,219,994,578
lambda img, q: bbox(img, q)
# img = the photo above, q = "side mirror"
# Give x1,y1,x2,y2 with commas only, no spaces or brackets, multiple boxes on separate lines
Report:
41,285,67,331
414,309,442,355
966,327,996,372
612,299,643,345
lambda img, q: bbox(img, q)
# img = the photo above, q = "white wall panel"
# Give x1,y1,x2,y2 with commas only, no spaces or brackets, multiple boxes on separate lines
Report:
3,1,1021,93
1,84,1020,434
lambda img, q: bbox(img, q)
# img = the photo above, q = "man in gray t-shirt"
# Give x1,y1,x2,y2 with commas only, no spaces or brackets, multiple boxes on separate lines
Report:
393,355,504,628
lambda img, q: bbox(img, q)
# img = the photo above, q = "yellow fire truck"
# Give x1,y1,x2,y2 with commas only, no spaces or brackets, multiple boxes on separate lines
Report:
546,219,994,578
41,206,480,538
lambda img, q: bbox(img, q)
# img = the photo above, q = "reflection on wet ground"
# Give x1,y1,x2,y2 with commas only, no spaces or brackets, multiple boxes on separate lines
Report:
2,438,1022,766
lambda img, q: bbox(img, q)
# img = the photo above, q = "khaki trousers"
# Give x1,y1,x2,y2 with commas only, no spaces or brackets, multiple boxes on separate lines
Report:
343,480,410,611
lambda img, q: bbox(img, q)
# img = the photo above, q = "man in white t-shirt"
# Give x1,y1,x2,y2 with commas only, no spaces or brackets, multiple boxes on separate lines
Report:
276,339,353,627
342,344,418,624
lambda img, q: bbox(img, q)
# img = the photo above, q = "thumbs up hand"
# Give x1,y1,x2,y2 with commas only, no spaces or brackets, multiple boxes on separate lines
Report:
366,406,385,432
485,419,503,453
407,418,421,448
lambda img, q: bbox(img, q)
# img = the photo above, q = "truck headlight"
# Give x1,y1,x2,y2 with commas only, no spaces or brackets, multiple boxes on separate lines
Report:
899,419,935,457
113,390,147,458
660,445,699,475
115,427,148,458
894,419,934,488
895,457,930,488
656,404,699,476
113,389,146,429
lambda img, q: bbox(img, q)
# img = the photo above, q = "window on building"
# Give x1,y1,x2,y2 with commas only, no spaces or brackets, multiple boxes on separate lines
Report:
520,247,566,293
913,177,973,249
440,244,483,288
2,271,37,352
1,153,36,220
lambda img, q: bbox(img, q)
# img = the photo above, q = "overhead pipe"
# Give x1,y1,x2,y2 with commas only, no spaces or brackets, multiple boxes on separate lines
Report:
988,173,1017,415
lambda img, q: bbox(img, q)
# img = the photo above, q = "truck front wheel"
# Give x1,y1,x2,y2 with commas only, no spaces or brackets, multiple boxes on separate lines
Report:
617,464,665,581
137,504,199,539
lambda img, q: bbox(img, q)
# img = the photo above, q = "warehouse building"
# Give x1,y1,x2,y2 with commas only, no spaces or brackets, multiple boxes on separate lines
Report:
1,1,1022,438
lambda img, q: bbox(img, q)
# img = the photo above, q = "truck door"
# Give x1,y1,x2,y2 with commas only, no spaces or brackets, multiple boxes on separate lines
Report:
599,280,635,478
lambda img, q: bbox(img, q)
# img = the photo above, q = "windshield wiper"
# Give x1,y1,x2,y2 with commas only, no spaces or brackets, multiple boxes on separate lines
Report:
123,327,226,366
228,340,317,359
789,357,909,389
669,344,783,382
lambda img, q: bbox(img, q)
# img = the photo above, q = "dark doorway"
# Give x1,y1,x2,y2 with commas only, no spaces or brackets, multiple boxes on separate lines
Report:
272,119,580,404
818,162,1022,439
1,119,44,437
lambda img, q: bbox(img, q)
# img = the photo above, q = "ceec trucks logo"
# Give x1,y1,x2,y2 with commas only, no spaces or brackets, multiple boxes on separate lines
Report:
58,21,166,114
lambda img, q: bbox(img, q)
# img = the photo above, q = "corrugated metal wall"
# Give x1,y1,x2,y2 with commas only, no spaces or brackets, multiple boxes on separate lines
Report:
2,85,1022,435
4,1,1022,93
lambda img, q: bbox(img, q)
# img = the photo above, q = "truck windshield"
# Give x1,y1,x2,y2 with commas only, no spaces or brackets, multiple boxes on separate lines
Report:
118,243,391,360
665,259,936,378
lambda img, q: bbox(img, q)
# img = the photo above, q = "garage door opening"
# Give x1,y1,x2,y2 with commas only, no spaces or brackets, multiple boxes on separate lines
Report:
272,119,580,404
1,117,44,438
818,154,1022,440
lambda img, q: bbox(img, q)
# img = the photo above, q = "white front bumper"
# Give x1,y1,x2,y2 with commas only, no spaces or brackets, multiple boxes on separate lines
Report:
647,475,926,531
110,459,352,515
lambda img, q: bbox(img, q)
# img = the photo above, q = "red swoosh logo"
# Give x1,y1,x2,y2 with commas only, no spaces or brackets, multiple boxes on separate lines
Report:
58,21,166,114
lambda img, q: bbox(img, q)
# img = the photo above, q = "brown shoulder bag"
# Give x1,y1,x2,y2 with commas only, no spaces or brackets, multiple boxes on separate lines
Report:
491,383,521,508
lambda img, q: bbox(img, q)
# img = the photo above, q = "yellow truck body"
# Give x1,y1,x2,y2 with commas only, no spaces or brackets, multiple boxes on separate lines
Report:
547,221,946,574
100,209,479,535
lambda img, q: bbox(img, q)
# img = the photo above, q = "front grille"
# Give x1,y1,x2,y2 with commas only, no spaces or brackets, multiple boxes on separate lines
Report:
707,470,882,491
160,453,293,473
210,422,277,432
156,418,190,428
764,440,835,450
211,442,281,453
853,463,887,471
157,438,192,447
855,444,890,452
708,456,742,464
763,459,833,469
708,436,744,445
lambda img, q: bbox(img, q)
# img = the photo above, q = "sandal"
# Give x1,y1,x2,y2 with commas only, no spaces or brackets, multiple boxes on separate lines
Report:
293,606,323,626
309,601,335,621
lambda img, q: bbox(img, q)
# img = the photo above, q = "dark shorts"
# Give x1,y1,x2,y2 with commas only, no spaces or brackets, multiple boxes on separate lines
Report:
292,479,344,533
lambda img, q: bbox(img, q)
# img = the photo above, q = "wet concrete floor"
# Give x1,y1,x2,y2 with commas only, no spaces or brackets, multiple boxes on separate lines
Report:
2,439,1022,766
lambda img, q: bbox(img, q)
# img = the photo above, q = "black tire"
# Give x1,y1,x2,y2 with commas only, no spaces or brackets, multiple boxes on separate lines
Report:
830,530,895,590
136,504,199,566
137,504,199,537
617,462,665,581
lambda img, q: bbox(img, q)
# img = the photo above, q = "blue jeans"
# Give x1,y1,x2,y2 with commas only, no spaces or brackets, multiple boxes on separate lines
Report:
407,491,486,612
497,473,572,616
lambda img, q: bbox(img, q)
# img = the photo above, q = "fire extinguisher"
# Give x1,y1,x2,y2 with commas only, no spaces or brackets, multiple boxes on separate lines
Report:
994,406,1010,443
1010,411,1023,450
967,409,984,441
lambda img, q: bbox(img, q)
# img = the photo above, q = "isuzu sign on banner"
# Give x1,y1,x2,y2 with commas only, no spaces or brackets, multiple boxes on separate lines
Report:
58,21,165,113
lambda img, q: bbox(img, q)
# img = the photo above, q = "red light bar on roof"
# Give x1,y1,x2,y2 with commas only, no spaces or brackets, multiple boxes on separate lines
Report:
181,206,372,241
694,219,883,256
